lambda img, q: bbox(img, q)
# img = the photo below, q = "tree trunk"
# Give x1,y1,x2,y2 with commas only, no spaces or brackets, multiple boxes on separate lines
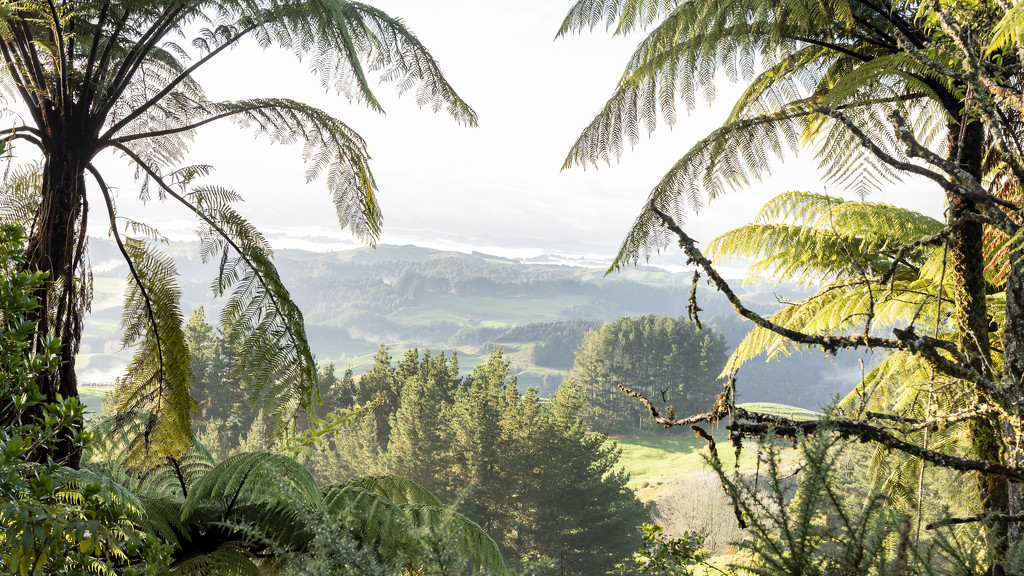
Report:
23,151,89,468
1004,245,1024,546
949,119,1009,555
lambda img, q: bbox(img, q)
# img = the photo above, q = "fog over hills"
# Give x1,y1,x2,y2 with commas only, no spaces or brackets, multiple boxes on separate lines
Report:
79,237,873,408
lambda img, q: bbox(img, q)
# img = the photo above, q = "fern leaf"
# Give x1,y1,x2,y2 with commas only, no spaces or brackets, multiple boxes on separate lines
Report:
193,202,319,435
113,239,195,465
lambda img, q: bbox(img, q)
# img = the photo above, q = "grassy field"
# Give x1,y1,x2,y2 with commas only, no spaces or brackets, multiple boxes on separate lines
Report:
612,424,801,503
78,385,114,418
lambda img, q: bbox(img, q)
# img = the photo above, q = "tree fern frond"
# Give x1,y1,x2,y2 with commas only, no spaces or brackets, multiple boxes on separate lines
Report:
988,1,1024,54
727,46,833,121
137,496,190,550
343,474,444,507
169,542,262,576
610,106,813,270
209,98,382,242
752,190,845,224
133,442,217,499
120,218,168,244
0,161,43,231
53,465,145,520
194,203,319,433
708,192,943,286
401,504,508,576
237,0,476,126
322,481,420,560
114,239,194,466
556,0,681,36
182,451,322,539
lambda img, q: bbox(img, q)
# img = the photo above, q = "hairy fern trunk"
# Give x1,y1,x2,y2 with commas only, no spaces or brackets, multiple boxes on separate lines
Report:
1004,242,1024,545
949,119,1009,553
23,151,91,468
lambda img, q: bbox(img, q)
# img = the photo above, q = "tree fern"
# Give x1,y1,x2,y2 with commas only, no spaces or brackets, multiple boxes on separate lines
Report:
192,201,320,434
0,0,476,466
114,239,195,465
559,0,979,269
75,446,509,574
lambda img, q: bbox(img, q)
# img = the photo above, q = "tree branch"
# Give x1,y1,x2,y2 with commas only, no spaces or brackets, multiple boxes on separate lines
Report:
86,164,167,394
102,23,256,141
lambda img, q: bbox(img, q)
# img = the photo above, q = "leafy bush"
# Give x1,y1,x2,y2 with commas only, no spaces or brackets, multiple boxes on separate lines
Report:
710,423,1012,576
0,224,171,575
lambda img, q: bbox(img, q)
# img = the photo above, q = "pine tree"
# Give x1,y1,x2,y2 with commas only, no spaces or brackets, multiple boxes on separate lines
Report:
568,315,727,434
527,381,649,575
386,351,458,492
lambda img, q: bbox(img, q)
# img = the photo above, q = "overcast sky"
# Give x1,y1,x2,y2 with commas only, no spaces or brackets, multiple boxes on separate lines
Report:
95,0,947,266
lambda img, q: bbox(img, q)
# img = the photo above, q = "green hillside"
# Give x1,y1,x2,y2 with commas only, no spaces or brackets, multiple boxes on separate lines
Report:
612,425,802,503
81,238,869,404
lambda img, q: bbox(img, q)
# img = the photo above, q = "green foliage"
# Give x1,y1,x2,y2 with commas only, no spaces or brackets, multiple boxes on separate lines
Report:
704,191,998,521
634,523,717,576
310,348,649,575
567,315,728,434
709,425,1006,576
0,224,171,575
115,239,195,465
79,440,506,575
558,0,961,268
0,0,476,465
706,192,946,374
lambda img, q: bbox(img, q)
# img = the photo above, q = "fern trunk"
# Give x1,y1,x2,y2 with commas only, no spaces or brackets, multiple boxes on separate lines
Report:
1004,236,1024,545
949,120,1009,554
23,150,91,468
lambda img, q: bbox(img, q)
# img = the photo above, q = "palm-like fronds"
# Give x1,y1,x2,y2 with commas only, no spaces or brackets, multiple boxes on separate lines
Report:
707,190,1011,517
558,0,962,268
0,0,476,466
0,162,43,230
709,191,943,283
114,239,195,464
707,192,947,373
324,475,507,575
192,199,320,433
80,450,508,575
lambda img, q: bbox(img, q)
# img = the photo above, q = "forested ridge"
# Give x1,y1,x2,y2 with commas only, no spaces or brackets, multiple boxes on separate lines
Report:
80,238,869,404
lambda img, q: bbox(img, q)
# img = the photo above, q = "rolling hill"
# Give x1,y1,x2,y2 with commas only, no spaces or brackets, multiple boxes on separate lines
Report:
79,238,872,406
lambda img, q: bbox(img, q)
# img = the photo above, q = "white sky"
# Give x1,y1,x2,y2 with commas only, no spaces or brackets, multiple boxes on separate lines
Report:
92,0,948,265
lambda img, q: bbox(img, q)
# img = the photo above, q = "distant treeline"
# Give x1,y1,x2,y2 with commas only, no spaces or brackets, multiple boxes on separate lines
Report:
273,252,754,345
84,240,871,410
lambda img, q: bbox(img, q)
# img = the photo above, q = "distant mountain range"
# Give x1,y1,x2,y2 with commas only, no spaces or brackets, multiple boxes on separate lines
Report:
78,238,874,409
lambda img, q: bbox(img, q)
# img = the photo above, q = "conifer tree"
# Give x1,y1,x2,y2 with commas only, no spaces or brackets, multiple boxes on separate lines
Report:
386,351,458,492
568,315,727,434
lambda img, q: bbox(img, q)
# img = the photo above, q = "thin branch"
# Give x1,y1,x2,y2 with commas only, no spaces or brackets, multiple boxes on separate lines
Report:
102,23,256,141
926,515,1024,530
620,380,1024,481
649,201,904,353
726,416,1024,482
86,163,167,391
693,424,747,529
650,202,1016,417
876,224,953,285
